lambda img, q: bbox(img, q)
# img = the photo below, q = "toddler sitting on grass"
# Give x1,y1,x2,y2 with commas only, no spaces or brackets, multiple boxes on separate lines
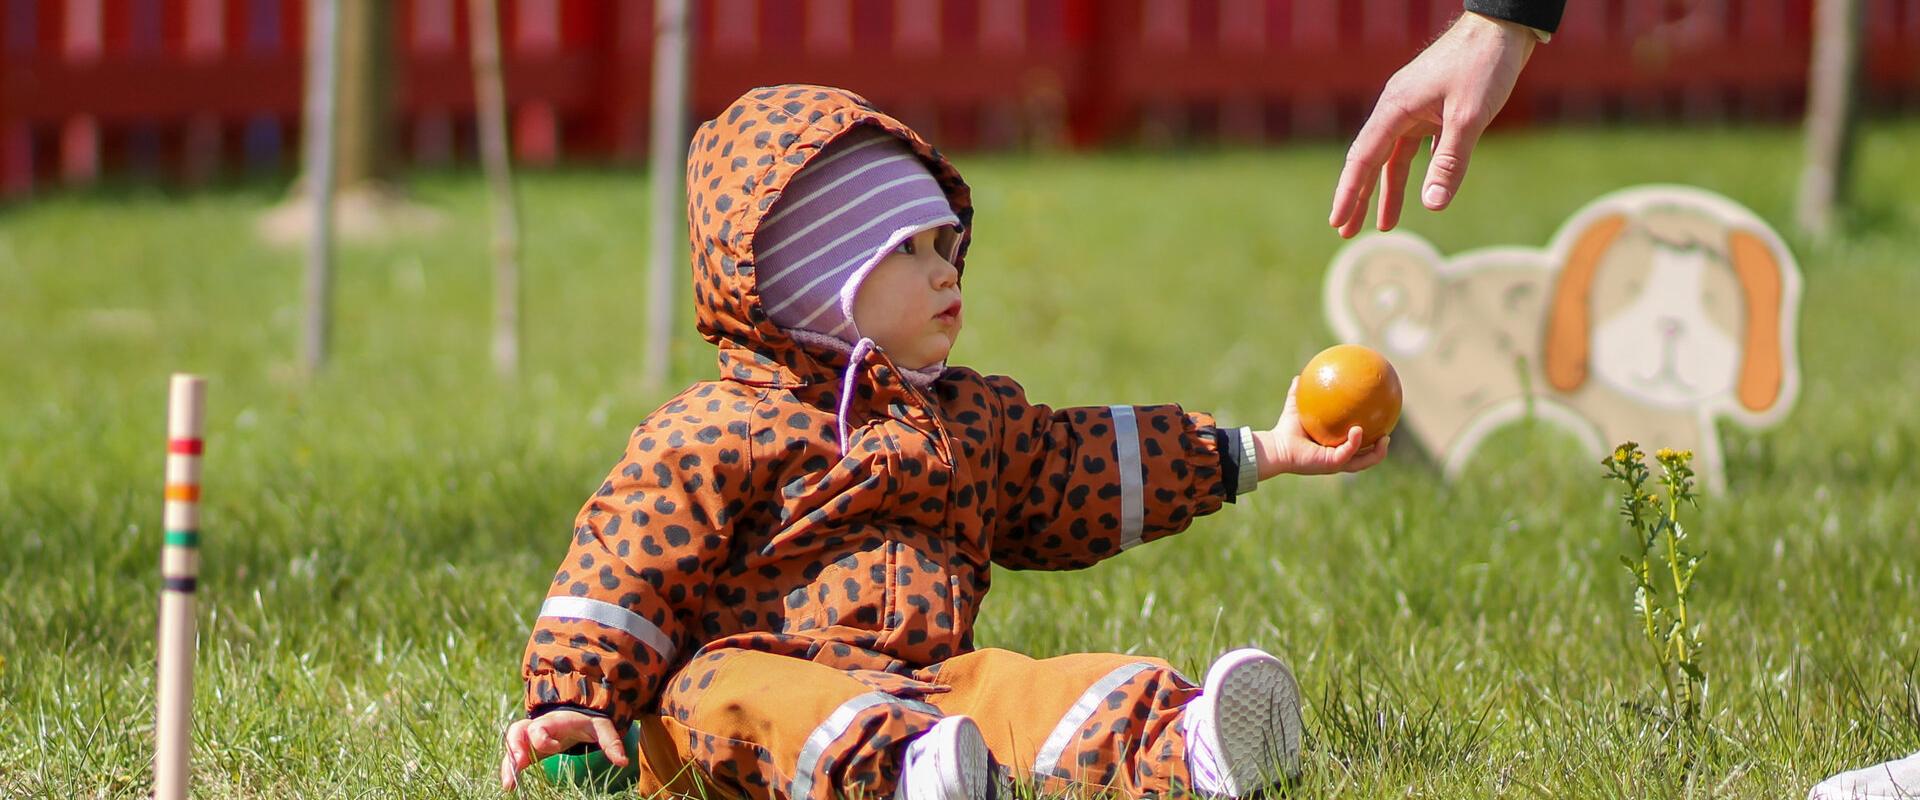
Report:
499,84,1387,799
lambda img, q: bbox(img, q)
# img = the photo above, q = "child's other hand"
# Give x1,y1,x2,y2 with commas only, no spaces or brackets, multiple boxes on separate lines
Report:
498,709,629,791
1255,378,1391,478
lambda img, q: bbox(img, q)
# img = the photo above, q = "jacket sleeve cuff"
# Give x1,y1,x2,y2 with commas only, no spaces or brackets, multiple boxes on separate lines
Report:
1463,0,1563,36
1155,409,1229,527
529,704,610,720
525,673,623,724
1216,426,1260,502
1234,427,1259,497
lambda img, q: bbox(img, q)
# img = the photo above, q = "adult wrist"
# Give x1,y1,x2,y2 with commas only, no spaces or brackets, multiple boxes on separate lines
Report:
1461,9,1550,46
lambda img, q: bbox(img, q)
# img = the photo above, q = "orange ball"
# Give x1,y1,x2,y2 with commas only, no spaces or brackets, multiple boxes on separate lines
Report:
1296,344,1402,447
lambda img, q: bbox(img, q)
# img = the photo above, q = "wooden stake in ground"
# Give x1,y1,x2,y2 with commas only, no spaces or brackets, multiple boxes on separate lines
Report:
470,0,522,378
260,1,445,247
1796,0,1865,240
645,0,691,392
302,0,342,375
155,374,206,800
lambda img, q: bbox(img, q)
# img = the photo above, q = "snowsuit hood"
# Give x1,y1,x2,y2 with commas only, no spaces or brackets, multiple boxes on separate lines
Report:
686,85,974,389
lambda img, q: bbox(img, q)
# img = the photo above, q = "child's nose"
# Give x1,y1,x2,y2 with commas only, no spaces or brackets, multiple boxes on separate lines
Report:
931,258,959,289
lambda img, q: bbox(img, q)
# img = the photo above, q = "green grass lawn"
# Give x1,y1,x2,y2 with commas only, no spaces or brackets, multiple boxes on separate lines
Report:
3,120,1918,798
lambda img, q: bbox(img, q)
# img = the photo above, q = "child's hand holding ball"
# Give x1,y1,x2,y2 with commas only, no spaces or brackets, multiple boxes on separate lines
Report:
1254,344,1400,477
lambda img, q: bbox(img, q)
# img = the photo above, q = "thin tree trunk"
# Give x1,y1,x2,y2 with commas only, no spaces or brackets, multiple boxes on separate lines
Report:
263,0,433,250
470,0,521,378
645,0,691,393
302,0,341,375
1796,0,1865,239
334,0,395,189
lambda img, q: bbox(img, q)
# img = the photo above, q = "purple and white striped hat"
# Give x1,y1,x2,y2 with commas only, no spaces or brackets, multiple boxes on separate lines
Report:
754,126,960,345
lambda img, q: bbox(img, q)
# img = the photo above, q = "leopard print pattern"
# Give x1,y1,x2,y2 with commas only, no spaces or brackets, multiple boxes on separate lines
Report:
522,86,1231,796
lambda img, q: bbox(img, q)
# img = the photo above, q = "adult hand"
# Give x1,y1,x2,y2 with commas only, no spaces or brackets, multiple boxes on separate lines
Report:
1329,11,1539,238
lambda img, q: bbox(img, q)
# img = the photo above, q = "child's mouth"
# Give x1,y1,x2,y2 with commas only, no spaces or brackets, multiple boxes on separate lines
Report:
935,300,962,324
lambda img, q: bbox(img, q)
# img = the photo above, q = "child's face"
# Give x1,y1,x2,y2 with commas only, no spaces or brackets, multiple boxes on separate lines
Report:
852,226,963,370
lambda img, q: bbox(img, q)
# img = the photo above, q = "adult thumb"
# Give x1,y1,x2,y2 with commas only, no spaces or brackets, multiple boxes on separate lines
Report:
1421,121,1483,211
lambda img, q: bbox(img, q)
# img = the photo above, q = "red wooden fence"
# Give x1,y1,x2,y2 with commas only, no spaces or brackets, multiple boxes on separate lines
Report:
3,0,1918,197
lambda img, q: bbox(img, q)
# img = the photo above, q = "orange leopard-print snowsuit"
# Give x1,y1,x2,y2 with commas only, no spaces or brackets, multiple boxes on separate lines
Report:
522,85,1236,799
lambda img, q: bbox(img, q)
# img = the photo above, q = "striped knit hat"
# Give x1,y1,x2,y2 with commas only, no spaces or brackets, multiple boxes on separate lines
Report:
755,126,960,345
754,125,960,452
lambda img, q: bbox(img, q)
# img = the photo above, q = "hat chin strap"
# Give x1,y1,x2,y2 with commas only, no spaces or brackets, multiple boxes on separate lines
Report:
837,338,877,453
787,329,945,453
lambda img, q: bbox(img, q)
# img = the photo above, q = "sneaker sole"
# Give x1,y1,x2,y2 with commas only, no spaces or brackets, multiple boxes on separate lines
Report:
925,716,992,800
1203,648,1303,795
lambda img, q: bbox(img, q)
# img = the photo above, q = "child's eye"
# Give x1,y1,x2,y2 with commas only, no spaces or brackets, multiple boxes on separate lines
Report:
895,238,917,256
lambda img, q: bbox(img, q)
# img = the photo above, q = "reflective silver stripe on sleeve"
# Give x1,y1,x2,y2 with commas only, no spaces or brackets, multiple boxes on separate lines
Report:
537,596,676,661
791,691,924,800
1109,406,1145,550
1030,661,1155,779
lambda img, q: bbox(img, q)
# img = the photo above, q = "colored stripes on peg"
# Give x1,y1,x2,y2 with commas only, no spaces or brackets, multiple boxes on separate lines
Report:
161,376,206,592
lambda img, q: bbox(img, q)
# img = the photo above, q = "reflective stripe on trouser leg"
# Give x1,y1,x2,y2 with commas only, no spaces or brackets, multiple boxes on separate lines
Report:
1108,405,1145,550
790,691,942,800
1030,661,1156,780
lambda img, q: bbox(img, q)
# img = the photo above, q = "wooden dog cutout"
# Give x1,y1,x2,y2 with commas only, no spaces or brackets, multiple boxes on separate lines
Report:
1324,185,1802,491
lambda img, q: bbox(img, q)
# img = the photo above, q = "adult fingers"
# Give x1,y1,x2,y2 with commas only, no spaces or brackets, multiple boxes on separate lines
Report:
1330,104,1408,234
592,717,630,767
1422,115,1487,211
1338,168,1381,240
1377,135,1421,232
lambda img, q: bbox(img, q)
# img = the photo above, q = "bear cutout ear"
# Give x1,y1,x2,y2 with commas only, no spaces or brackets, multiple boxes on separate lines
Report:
1323,233,1446,353
1728,229,1786,413
1543,214,1629,393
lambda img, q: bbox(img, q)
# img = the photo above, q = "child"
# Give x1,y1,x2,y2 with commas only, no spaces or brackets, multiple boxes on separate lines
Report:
498,85,1388,799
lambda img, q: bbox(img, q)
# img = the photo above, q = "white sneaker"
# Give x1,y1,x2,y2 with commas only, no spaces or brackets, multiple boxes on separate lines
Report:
894,715,992,800
1182,648,1304,797
1809,750,1920,799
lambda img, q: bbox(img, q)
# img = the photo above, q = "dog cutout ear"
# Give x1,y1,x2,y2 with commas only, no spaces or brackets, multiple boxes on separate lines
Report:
1323,233,1445,352
1728,229,1786,413
1543,214,1629,393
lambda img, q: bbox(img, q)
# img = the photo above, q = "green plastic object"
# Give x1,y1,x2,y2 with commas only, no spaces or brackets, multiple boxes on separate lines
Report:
537,721,642,792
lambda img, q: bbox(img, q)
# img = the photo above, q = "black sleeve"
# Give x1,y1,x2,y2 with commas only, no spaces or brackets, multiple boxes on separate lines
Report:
1463,0,1566,34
